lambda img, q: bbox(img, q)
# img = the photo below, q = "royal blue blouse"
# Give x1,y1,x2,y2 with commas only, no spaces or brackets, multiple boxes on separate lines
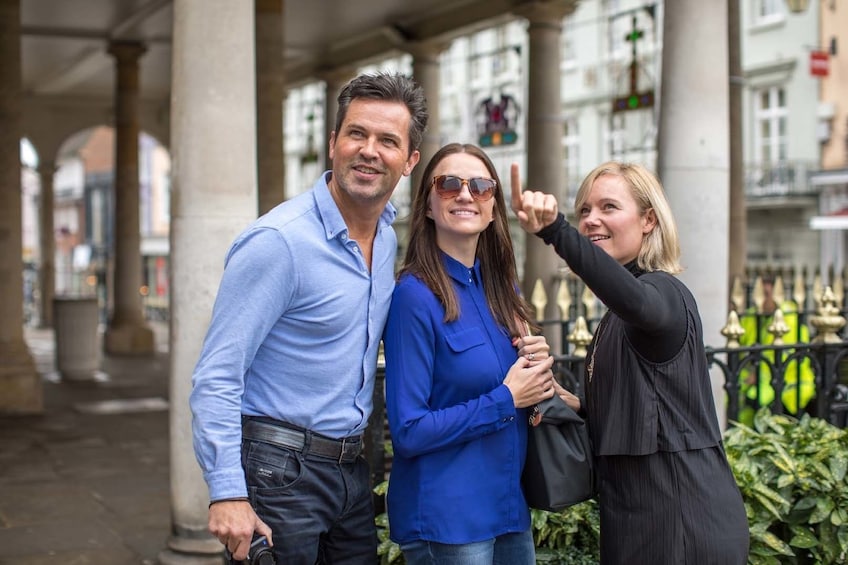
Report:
382,252,531,545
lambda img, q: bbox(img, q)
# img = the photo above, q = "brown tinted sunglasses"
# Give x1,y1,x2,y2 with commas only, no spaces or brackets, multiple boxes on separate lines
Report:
431,175,497,201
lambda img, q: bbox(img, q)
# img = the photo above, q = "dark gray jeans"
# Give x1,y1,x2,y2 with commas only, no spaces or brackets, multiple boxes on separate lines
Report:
241,437,378,564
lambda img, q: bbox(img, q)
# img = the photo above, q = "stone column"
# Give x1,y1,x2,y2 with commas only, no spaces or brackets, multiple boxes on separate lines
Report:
514,1,574,353
728,0,746,291
255,0,285,215
408,41,444,192
321,68,356,168
37,163,56,328
657,0,730,423
0,0,40,414
160,1,258,563
105,41,154,356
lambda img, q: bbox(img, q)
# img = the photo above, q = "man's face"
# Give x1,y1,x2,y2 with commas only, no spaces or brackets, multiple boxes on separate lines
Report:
328,98,420,205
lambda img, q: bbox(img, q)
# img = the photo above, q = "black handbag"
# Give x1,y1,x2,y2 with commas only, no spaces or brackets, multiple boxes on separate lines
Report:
522,393,596,512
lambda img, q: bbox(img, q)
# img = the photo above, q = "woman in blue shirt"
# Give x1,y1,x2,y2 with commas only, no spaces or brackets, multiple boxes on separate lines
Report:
383,143,556,565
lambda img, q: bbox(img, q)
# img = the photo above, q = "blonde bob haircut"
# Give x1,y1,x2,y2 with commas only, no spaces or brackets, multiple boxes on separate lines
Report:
573,161,683,275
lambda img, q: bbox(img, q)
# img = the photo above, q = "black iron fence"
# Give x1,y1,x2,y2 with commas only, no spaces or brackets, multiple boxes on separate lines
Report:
365,337,848,511
546,343,848,430
364,277,848,525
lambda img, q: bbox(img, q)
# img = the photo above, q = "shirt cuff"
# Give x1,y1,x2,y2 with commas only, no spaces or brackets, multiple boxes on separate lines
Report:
536,213,566,243
493,384,518,424
205,468,249,502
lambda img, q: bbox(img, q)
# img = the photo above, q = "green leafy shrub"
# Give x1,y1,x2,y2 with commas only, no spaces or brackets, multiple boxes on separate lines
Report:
724,408,848,564
531,502,600,564
376,410,848,565
374,480,404,564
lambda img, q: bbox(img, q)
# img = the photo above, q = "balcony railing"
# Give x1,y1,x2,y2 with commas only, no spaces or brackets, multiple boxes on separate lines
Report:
745,160,819,199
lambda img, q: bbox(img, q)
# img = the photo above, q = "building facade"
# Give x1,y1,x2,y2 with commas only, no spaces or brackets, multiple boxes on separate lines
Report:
279,0,843,282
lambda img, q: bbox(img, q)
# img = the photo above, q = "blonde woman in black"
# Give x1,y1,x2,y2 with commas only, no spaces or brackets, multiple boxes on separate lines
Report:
511,161,749,564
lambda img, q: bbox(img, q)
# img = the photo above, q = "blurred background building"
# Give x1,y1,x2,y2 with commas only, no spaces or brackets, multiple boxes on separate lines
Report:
16,0,846,326
5,1,846,561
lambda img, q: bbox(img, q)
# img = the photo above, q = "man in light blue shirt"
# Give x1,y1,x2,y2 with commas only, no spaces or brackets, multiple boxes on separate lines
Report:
190,72,428,565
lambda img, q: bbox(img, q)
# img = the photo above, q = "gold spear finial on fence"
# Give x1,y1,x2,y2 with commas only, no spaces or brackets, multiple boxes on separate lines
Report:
752,276,765,314
833,276,844,310
773,275,786,306
730,276,745,313
721,310,746,348
810,286,846,344
556,279,572,322
567,316,593,358
793,270,806,309
767,308,790,346
531,279,547,321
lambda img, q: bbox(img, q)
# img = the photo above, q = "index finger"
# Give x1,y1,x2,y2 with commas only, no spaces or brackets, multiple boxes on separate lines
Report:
510,162,523,213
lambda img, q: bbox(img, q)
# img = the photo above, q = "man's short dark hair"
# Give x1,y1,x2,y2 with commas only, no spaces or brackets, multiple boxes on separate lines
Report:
335,72,429,156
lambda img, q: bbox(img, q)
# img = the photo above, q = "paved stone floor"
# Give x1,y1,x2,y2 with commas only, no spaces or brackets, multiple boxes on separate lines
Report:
0,322,175,565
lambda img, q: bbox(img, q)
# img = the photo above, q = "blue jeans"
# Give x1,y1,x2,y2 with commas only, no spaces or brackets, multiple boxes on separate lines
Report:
241,437,378,564
400,530,536,565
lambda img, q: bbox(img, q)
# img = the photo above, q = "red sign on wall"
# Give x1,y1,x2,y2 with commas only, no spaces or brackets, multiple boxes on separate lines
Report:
810,51,829,77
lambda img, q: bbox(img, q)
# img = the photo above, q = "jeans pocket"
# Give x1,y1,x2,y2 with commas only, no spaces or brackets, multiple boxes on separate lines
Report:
242,439,303,491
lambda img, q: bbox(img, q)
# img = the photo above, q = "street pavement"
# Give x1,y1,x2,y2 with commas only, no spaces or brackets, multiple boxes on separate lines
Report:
0,322,176,565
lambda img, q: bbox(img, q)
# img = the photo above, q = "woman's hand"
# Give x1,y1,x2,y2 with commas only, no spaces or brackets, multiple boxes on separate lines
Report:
503,355,555,409
510,163,559,233
552,379,582,413
511,334,550,366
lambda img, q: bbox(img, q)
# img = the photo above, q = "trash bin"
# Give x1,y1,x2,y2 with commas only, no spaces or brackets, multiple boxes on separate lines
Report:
53,297,99,381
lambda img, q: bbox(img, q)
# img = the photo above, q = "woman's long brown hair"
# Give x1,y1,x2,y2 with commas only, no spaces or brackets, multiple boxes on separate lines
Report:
399,143,537,336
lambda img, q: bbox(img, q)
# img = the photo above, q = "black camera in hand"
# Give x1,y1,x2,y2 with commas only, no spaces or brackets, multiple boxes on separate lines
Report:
226,535,275,565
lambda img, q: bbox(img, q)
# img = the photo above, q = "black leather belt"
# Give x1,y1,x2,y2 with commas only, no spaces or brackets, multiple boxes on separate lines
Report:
242,419,363,463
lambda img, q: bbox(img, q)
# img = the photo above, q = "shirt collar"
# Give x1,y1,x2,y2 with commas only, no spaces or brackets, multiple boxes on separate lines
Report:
313,171,398,241
441,251,482,287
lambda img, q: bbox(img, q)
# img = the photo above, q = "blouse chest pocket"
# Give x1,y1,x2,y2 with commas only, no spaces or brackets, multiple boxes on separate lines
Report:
444,327,487,353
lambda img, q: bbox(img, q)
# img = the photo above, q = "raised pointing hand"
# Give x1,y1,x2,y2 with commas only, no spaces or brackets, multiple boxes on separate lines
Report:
509,163,559,234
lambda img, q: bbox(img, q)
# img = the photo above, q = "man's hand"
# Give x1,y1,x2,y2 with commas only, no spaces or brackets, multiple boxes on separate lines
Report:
509,163,560,233
208,499,273,561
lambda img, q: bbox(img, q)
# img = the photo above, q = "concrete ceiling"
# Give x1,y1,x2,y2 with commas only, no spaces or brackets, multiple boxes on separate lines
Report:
18,0,577,158
20,0,528,103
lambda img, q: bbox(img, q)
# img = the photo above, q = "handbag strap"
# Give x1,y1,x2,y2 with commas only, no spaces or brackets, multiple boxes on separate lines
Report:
516,315,542,427
513,314,532,339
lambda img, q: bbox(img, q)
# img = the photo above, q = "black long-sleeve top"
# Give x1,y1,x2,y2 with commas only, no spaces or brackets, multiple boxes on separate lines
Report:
537,214,722,455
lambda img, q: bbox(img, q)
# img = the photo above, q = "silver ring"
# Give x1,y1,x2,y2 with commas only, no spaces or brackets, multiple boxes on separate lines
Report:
527,353,535,361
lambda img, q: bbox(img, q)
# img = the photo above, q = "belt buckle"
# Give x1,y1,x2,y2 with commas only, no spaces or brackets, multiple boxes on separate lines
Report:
339,438,349,464
338,437,360,463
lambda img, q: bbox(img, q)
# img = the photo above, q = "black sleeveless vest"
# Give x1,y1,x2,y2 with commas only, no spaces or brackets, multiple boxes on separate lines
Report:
585,273,723,456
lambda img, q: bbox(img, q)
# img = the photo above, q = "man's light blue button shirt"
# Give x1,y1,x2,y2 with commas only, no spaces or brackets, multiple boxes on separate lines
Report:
190,172,397,501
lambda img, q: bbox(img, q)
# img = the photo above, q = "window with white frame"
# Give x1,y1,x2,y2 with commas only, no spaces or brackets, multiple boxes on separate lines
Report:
755,86,787,164
607,114,626,160
561,16,576,68
492,26,509,76
754,0,784,26
470,31,488,84
562,117,581,203
440,44,466,139
284,83,325,197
